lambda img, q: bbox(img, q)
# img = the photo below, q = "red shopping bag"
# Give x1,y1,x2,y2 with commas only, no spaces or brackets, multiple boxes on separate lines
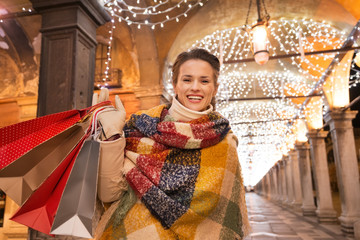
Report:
10,131,89,235
0,110,82,169
10,105,110,236
0,101,111,205
0,101,111,170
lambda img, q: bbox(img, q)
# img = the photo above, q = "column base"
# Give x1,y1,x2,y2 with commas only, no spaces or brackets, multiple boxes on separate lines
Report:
354,220,360,240
291,201,302,211
316,209,338,223
339,216,360,236
285,199,294,208
302,205,316,216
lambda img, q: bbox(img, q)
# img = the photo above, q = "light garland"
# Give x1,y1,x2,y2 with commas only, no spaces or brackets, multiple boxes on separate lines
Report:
162,18,359,186
98,0,207,88
103,0,207,29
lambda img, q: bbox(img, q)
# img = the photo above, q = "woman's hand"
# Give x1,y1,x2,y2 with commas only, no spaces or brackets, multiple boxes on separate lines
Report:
92,88,126,140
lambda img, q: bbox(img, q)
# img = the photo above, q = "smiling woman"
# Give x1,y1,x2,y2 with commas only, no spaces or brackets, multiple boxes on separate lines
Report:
95,48,250,239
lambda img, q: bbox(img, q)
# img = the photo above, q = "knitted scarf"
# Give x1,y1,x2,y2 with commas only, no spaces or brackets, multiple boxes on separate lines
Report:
97,104,250,239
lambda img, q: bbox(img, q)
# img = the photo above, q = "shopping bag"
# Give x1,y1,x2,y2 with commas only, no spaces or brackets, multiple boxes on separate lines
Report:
0,110,83,170
0,101,111,205
9,105,112,236
0,121,89,206
50,138,100,238
0,101,110,170
50,106,109,238
10,131,89,235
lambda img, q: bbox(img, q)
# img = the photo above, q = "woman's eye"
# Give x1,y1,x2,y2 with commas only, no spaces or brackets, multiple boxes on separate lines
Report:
202,79,210,83
183,78,191,82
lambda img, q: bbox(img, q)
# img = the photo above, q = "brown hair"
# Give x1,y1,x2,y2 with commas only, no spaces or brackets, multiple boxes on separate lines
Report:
171,48,220,87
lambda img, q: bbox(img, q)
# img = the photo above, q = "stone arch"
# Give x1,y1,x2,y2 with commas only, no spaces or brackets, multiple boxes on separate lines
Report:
166,0,356,63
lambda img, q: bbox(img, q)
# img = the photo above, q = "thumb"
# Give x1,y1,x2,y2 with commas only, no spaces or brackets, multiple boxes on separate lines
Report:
115,95,126,113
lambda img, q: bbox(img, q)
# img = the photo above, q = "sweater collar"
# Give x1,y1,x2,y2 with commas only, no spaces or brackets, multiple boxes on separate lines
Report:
168,97,213,122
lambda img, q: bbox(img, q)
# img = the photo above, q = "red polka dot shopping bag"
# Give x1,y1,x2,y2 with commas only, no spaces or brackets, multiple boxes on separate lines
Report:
0,101,110,206
11,107,109,238
3,103,111,238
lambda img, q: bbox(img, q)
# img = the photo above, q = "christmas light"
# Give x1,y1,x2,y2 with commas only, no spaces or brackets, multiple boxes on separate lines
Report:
163,18,360,186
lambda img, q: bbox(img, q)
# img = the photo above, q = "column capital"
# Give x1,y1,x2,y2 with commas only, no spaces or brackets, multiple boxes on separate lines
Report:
279,159,286,167
306,129,328,139
324,110,358,131
324,109,358,122
295,141,310,150
288,149,297,157
30,0,111,26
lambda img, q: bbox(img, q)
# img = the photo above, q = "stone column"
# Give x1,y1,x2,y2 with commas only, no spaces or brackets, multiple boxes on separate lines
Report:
131,20,162,110
289,149,302,209
279,159,287,204
275,163,282,202
307,130,337,223
324,110,360,235
271,166,279,201
264,174,270,199
259,178,265,196
284,156,295,206
295,141,316,216
31,0,111,116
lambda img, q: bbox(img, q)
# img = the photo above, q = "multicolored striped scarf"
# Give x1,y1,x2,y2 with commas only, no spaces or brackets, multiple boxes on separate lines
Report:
97,104,250,239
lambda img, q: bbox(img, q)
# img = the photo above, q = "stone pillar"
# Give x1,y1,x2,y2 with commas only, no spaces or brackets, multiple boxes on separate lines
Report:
279,159,287,204
271,166,279,201
295,141,316,216
324,110,360,235
307,130,337,223
284,156,295,206
30,0,111,116
289,149,302,209
131,22,163,110
266,172,271,199
275,163,282,202
259,178,264,196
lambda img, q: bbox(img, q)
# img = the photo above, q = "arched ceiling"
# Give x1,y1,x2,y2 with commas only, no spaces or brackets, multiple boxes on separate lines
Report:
163,0,360,185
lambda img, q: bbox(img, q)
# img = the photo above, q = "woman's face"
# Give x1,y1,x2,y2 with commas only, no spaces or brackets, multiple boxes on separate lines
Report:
173,59,218,111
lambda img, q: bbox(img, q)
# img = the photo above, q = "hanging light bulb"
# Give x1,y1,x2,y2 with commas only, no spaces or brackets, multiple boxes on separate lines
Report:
251,21,269,65
245,0,271,65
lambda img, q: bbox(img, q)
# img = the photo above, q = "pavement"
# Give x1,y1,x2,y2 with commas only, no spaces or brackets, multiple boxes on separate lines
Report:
244,192,356,240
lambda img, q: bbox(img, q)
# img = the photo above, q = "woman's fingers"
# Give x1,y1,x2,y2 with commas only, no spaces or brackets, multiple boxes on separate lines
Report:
98,88,109,102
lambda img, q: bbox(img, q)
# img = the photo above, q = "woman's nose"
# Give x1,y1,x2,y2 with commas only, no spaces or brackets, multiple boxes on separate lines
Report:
190,79,200,90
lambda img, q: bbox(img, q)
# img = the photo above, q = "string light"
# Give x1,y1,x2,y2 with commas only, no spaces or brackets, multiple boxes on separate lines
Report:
163,18,358,186
98,0,208,88
103,0,208,29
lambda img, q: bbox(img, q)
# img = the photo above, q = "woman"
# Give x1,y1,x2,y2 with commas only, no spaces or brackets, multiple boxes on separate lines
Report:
94,48,250,239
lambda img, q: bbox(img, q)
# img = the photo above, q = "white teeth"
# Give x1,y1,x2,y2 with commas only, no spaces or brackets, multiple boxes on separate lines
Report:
188,96,203,100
